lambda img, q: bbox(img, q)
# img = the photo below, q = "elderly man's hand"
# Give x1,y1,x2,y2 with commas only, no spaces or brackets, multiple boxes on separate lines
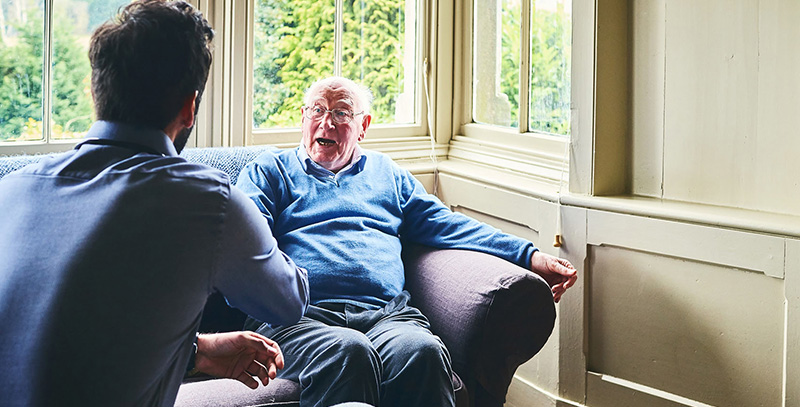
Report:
530,251,578,303
195,331,284,389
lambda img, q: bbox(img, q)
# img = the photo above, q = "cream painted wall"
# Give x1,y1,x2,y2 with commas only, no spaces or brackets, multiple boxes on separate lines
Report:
584,215,785,407
434,167,795,406
631,0,800,215
443,0,800,406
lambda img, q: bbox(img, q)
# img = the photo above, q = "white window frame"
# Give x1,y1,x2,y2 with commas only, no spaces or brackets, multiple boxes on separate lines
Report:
450,0,587,191
0,0,83,156
0,0,210,156
0,0,441,161
194,0,433,151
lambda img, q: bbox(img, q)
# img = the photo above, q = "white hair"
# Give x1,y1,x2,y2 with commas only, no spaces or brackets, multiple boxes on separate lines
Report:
303,76,373,116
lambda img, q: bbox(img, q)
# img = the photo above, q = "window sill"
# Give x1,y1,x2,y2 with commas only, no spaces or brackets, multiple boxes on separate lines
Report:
251,123,428,146
437,156,800,239
562,194,800,239
436,158,564,202
257,134,448,165
0,140,79,157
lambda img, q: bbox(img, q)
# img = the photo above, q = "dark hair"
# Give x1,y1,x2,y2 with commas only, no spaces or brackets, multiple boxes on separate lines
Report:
89,0,214,130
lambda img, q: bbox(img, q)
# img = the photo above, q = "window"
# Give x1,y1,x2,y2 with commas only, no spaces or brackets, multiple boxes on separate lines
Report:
0,0,130,145
472,0,571,136
252,0,419,130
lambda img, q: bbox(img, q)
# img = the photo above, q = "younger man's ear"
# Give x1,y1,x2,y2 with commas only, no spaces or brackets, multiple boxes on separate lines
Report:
180,91,199,128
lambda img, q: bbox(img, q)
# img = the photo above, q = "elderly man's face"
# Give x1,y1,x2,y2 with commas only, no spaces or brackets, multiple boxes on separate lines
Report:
301,85,371,173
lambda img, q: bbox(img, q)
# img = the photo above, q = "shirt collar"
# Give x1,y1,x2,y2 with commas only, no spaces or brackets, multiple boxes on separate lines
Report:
80,121,178,157
296,143,366,177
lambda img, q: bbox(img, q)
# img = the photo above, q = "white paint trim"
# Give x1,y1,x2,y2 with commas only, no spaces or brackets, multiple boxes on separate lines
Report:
0,140,77,156
596,374,716,407
586,209,785,279
512,374,586,407
43,0,54,144
564,194,800,240
785,239,800,407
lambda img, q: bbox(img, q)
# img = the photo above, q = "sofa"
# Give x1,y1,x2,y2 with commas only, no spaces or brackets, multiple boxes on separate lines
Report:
0,145,556,407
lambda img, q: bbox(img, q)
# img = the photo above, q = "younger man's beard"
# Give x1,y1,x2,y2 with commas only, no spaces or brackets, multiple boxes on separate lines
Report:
173,125,193,154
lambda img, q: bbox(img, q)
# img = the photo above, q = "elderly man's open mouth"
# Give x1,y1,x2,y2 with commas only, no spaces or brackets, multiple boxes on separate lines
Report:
316,138,336,146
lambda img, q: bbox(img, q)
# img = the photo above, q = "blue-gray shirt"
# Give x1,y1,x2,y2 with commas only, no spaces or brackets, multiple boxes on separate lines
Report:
0,121,309,406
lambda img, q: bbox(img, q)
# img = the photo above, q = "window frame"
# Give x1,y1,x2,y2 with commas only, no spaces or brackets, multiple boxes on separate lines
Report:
0,0,436,156
0,0,588,178
0,0,83,155
192,0,432,150
450,0,585,191
461,0,573,140
0,0,205,156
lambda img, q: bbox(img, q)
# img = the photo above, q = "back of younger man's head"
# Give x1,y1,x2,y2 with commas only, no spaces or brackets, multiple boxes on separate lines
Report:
89,0,214,130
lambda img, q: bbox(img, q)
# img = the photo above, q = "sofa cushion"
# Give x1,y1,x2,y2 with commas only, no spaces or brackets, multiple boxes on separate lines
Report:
175,378,300,407
0,154,50,179
180,146,274,185
175,372,467,407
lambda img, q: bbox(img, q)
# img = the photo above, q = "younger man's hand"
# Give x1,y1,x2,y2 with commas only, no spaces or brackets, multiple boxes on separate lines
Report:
195,331,284,389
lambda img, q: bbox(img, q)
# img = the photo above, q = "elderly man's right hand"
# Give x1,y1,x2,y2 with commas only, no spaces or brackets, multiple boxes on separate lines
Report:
530,251,578,303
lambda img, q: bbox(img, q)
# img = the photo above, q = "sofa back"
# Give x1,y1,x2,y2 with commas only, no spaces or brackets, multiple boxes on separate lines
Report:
0,154,45,180
1,145,275,182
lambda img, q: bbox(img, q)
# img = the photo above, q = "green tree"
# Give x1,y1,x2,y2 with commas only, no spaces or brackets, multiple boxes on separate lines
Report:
342,0,406,124
500,2,521,127
529,3,571,136
0,9,44,140
52,6,94,137
253,0,407,128
86,0,124,29
254,0,335,128
499,3,570,135
0,9,93,141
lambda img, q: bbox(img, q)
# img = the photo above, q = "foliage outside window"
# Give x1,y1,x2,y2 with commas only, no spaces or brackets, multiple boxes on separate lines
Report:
0,0,130,143
473,0,571,136
253,0,417,129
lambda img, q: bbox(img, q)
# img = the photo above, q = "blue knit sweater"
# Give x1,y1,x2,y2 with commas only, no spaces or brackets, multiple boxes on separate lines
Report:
236,146,538,308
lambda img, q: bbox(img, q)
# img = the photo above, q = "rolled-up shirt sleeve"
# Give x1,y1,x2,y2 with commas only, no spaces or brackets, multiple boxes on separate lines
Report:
212,185,309,326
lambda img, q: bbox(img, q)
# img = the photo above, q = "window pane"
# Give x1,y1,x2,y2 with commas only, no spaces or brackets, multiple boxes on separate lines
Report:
529,0,571,136
253,0,335,129
342,0,415,125
51,0,130,141
473,0,520,128
0,0,44,142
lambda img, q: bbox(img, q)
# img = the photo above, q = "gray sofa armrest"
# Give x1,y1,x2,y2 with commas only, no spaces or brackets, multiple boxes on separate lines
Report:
403,244,556,407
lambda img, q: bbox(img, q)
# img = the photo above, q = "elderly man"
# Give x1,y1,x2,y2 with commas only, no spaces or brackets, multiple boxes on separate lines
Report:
236,76,577,407
0,2,308,406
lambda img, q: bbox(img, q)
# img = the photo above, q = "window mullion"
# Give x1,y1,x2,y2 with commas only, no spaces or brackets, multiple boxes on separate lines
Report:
518,0,531,134
334,0,343,76
43,0,54,143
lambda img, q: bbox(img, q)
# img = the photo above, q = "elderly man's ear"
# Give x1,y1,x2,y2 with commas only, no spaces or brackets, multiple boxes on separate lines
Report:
359,114,371,141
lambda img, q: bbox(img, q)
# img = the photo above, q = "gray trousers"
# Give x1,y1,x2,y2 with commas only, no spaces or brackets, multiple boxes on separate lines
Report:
245,291,456,407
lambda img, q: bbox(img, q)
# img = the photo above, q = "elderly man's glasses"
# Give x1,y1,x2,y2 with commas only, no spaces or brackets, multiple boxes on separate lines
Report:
304,105,364,124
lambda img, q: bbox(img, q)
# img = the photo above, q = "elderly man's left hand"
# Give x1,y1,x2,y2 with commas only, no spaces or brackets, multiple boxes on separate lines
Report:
195,331,284,389
530,251,578,303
